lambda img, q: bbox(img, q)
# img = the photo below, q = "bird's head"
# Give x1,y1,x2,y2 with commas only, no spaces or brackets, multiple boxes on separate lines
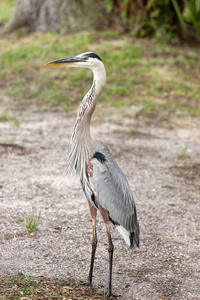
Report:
45,52,103,70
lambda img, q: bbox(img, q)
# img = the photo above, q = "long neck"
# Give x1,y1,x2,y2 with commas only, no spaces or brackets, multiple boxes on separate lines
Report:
66,63,106,178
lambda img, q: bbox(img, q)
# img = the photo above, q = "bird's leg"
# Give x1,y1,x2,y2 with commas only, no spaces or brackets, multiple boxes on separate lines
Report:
105,222,114,298
84,199,97,286
98,204,114,299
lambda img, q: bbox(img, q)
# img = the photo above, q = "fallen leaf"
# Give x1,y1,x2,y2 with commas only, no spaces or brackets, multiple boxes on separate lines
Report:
62,286,73,290
33,279,40,284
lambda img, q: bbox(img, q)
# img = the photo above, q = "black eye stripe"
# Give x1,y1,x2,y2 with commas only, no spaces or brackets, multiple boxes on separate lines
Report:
83,52,102,62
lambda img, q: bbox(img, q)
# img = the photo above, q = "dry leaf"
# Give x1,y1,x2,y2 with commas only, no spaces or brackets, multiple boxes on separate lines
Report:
62,286,73,290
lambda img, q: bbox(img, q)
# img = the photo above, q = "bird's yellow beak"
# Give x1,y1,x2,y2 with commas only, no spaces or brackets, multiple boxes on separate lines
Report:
45,56,84,67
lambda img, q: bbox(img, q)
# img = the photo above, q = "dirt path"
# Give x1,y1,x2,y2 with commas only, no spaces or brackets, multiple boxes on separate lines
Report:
0,111,200,299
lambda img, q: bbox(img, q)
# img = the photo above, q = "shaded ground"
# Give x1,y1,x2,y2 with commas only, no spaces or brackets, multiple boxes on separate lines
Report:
0,111,200,299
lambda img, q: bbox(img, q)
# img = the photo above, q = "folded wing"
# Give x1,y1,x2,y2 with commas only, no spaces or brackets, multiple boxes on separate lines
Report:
88,143,139,234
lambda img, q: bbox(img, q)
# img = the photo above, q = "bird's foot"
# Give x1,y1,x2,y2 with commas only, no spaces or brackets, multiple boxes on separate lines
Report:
105,289,111,299
104,290,121,299
80,279,92,287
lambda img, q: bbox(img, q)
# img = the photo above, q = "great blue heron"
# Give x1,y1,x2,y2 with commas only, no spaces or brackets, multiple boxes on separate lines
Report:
45,52,139,298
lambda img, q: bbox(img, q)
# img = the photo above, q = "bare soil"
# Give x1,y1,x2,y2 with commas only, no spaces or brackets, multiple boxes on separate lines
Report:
0,111,200,299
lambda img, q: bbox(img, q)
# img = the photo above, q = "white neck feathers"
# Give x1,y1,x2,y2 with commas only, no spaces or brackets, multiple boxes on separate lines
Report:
66,62,106,178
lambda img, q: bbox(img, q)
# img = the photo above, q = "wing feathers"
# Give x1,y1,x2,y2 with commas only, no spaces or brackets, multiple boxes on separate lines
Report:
89,145,139,233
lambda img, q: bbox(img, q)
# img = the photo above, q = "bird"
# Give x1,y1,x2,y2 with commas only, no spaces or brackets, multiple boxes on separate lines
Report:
45,52,139,298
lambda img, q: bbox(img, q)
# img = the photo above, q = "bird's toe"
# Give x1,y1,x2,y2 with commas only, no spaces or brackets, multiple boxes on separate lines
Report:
80,280,92,287
105,289,112,299
105,290,121,299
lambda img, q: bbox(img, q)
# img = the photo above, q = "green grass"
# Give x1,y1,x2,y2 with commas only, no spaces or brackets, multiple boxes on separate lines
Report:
177,147,187,158
0,28,200,124
0,275,104,299
0,109,9,121
0,108,20,126
162,184,174,189
0,0,17,23
25,211,41,233
15,217,24,224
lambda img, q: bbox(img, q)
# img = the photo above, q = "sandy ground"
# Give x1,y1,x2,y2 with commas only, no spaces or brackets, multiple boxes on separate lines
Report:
0,111,200,299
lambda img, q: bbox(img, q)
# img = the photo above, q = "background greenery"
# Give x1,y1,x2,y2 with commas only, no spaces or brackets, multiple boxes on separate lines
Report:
104,0,200,42
0,0,200,128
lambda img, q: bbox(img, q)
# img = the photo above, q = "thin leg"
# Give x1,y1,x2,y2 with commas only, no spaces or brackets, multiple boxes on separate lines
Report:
105,223,114,298
98,204,114,299
86,199,97,286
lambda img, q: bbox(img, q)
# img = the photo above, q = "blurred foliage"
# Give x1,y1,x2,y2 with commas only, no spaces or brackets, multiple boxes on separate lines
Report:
184,0,200,34
104,0,200,41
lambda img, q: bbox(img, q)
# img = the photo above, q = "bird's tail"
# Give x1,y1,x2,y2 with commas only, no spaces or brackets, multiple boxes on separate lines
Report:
130,227,140,250
116,225,139,250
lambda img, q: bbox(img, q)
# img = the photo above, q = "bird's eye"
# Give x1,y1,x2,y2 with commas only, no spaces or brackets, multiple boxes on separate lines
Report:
84,57,89,60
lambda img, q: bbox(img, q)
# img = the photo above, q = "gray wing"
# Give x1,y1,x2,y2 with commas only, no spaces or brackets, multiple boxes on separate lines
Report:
89,142,138,232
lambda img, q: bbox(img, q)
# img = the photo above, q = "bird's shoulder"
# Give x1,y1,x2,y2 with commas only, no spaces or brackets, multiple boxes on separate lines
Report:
93,141,120,169
92,141,129,184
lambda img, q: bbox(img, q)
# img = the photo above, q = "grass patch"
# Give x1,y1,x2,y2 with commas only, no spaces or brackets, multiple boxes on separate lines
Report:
25,211,41,233
0,108,20,127
0,275,104,299
162,184,174,189
0,28,199,123
0,109,9,121
177,147,187,158
15,217,24,224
